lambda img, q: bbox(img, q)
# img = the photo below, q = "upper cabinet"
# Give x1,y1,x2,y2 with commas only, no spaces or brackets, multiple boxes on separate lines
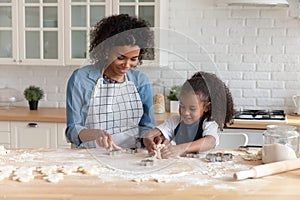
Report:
65,0,157,66
0,0,159,66
0,0,63,65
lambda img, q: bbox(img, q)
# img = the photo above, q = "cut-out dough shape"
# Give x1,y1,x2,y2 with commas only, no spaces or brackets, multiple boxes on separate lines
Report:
44,173,64,183
12,167,35,182
37,165,58,175
153,144,165,159
78,165,99,175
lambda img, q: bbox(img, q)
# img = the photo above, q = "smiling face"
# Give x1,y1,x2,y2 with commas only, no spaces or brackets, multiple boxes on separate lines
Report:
179,92,211,124
105,45,140,81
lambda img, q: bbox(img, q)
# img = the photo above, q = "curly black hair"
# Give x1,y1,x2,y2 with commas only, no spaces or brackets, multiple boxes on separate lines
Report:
89,14,154,65
180,71,234,130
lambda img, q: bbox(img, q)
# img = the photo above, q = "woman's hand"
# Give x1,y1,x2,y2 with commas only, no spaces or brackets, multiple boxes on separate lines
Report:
96,130,122,151
160,144,187,159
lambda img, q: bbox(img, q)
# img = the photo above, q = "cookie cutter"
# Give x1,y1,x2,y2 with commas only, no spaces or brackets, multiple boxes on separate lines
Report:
205,152,233,162
125,147,138,154
140,159,154,166
186,152,202,158
108,149,122,156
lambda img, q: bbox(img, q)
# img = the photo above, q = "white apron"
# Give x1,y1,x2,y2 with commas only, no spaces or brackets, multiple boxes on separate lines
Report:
83,76,143,148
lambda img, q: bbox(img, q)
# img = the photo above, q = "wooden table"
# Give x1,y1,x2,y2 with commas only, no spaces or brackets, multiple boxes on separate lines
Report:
1,148,300,200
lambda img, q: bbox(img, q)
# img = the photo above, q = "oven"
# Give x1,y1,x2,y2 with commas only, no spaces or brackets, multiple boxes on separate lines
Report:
223,109,287,147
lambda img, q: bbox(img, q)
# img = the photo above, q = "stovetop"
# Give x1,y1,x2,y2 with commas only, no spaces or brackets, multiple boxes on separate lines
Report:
234,109,286,121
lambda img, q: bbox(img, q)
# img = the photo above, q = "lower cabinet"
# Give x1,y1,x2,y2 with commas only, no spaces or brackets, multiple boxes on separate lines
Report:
0,121,11,148
0,121,70,148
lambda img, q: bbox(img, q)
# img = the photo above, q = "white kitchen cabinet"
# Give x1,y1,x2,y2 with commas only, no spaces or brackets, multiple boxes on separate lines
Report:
0,121,11,148
57,123,70,148
0,121,69,148
64,0,158,65
0,0,63,65
0,0,159,66
11,121,58,148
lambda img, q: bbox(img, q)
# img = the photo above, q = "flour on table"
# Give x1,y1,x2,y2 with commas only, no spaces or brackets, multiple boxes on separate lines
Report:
0,165,15,180
0,148,267,188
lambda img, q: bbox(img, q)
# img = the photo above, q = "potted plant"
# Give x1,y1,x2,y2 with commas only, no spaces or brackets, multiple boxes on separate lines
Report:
23,85,44,110
167,85,181,113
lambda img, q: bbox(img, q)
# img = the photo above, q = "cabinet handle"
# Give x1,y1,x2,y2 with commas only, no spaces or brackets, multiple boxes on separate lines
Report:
13,59,16,62
19,60,22,63
27,122,38,128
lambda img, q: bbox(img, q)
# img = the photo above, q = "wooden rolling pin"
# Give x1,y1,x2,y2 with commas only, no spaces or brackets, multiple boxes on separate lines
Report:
233,158,300,181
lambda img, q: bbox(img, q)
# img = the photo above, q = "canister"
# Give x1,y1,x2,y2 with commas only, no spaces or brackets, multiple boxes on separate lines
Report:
262,125,299,163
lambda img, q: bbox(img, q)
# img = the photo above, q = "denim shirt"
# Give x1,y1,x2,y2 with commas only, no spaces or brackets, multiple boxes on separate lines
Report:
65,64,156,147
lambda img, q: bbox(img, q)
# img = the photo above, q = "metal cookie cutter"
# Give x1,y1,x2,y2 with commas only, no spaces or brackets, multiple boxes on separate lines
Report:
140,159,154,166
186,152,202,158
125,147,138,154
108,149,122,156
205,152,233,162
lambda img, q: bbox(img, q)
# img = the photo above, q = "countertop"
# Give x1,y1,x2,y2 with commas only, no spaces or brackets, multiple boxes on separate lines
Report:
226,113,300,131
0,107,66,123
0,107,299,131
1,147,300,199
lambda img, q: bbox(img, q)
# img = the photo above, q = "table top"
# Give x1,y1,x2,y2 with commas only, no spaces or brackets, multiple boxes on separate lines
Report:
1,147,300,199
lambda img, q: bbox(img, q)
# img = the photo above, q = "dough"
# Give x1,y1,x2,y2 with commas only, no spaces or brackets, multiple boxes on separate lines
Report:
153,144,165,159
44,173,64,183
37,165,58,175
78,165,99,175
12,167,35,182
59,165,79,175
262,143,297,164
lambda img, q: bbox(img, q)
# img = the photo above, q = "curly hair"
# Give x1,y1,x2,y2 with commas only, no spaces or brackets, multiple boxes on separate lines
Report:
180,71,234,130
89,14,154,65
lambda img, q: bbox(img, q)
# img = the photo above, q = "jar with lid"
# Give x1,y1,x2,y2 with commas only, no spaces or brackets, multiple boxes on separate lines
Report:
152,81,165,114
262,125,299,163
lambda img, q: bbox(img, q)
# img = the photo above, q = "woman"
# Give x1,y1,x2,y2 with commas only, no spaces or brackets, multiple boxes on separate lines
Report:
66,14,156,150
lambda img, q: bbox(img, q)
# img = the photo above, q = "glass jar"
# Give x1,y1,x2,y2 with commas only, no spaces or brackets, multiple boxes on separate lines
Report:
262,125,299,163
152,81,165,114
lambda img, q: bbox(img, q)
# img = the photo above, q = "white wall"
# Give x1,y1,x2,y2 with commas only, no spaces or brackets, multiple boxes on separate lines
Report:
161,0,300,112
1,0,299,113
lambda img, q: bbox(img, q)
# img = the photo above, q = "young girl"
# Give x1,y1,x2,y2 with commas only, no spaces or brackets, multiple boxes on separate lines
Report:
143,71,234,158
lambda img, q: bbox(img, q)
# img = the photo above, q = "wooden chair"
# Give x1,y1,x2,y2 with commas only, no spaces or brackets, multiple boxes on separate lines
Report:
217,132,248,149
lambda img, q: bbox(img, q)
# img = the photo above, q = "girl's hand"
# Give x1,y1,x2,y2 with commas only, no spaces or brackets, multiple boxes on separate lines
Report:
160,144,186,159
96,130,122,151
143,129,164,153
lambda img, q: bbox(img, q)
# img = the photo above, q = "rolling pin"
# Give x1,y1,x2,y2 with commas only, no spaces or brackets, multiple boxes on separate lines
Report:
233,158,300,181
